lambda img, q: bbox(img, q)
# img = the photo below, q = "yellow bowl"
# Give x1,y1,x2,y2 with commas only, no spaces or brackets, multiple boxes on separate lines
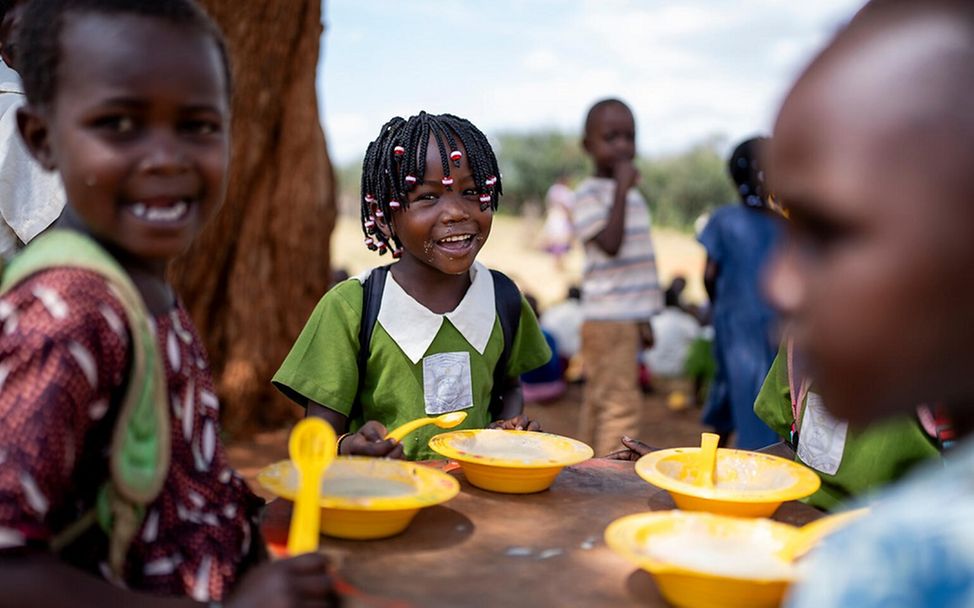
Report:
605,511,799,608
635,448,821,517
428,429,593,493
257,457,460,539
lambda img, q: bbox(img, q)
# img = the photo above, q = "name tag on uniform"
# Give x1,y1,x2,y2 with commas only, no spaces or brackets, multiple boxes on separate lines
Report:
797,392,848,476
423,352,474,415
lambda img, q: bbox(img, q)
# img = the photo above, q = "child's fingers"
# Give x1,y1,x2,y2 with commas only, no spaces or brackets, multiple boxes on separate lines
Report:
387,443,405,459
289,569,336,599
353,437,399,457
602,449,629,460
358,421,387,441
284,553,331,575
621,436,654,456
525,419,542,432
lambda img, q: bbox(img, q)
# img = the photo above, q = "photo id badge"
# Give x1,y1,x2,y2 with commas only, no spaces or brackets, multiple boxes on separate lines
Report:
797,392,848,475
423,352,474,415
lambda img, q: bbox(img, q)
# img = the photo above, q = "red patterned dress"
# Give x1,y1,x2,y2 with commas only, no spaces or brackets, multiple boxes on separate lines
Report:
0,268,263,602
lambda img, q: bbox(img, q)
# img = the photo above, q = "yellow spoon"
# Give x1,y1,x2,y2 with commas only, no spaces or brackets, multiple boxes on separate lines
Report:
287,418,336,555
697,432,720,488
385,411,469,443
778,508,869,561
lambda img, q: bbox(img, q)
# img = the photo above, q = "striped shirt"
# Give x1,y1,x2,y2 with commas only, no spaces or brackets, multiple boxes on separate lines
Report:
573,177,662,321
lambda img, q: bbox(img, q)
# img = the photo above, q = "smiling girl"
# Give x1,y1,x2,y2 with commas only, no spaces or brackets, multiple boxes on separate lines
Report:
273,112,551,460
0,0,334,605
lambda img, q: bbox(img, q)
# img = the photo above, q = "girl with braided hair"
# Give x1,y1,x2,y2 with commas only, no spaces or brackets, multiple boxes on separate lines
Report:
274,112,552,460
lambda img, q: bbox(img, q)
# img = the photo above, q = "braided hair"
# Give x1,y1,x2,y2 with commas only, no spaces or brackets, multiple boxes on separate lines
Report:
359,111,502,258
728,137,771,210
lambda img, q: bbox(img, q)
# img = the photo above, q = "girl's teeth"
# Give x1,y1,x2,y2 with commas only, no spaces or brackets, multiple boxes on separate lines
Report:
132,200,189,222
440,235,471,243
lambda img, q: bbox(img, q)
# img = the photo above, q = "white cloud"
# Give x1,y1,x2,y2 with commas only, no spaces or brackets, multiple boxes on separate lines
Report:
318,0,866,165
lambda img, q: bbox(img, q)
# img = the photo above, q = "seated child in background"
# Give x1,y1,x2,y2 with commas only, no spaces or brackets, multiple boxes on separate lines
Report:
274,112,551,460
0,0,65,259
520,294,567,404
754,339,945,511
0,0,335,605
539,285,583,381
764,1,974,604
642,278,701,409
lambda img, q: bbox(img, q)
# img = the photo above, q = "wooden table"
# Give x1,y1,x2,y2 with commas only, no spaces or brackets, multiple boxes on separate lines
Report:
261,459,822,608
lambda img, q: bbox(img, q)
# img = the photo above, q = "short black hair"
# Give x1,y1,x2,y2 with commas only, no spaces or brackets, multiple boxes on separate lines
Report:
359,111,502,257
16,0,231,108
584,98,632,134
0,1,14,20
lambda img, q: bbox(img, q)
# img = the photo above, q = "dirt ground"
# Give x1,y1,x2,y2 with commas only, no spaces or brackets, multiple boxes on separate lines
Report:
227,384,707,499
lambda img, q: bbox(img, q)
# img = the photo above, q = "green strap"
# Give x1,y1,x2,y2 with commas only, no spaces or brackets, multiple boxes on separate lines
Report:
1,229,171,574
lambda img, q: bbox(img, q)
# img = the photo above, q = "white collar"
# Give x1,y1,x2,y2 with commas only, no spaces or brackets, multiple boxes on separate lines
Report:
0,62,22,94
370,261,496,364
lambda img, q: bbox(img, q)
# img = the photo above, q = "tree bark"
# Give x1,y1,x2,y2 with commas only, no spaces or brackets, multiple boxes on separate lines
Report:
171,1,335,436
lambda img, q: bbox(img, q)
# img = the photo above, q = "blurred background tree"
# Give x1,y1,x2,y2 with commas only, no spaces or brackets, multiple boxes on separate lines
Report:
171,1,335,436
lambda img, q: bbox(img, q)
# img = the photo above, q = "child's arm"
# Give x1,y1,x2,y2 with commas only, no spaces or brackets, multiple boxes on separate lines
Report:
591,160,639,257
307,400,403,458
487,379,542,431
604,436,658,460
704,257,719,303
0,551,337,607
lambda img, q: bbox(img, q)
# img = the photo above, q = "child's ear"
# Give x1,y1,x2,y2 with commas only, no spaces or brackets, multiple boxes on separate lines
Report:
370,201,394,239
581,134,592,154
16,105,56,171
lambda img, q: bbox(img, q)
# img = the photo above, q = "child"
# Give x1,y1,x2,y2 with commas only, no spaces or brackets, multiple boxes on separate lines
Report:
754,340,944,511
0,0,334,605
0,0,65,259
573,98,662,456
698,137,782,449
520,294,567,404
762,1,974,604
273,112,551,461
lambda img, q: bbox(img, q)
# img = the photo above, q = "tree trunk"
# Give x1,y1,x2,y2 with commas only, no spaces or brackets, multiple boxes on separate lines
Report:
171,1,335,436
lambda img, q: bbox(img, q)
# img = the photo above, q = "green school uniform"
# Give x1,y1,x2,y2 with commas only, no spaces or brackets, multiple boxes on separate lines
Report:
754,349,940,511
273,272,551,460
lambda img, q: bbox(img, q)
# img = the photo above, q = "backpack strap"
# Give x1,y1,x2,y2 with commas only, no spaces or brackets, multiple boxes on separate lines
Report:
352,265,391,424
0,229,170,576
489,269,522,419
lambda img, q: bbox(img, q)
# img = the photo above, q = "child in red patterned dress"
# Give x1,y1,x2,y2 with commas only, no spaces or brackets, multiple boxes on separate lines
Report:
0,0,335,606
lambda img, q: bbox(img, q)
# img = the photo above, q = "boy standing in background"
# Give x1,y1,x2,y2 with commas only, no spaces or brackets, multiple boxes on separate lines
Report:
573,98,662,455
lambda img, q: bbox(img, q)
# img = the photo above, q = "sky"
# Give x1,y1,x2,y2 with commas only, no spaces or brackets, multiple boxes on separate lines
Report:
317,0,867,166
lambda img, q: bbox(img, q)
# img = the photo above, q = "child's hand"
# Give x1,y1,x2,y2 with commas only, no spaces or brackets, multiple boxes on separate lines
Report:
603,436,656,461
340,420,405,458
638,321,655,349
488,414,542,432
613,159,640,192
226,553,338,608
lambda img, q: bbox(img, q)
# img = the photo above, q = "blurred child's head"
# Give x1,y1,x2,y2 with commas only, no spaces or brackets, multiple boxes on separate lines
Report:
767,0,974,428
0,0,26,69
728,136,771,209
359,111,501,276
16,0,231,265
582,98,635,178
